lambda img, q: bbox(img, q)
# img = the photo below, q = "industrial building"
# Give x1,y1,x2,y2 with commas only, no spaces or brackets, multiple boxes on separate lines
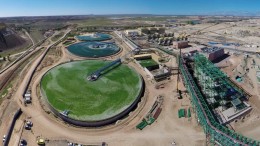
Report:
134,53,170,81
201,47,225,61
149,28,158,34
172,41,189,49
149,67,171,81
125,29,140,36
139,27,165,35
139,28,149,34
133,54,152,60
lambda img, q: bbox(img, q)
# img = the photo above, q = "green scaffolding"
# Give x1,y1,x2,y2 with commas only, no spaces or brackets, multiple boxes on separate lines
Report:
194,54,246,102
178,54,260,146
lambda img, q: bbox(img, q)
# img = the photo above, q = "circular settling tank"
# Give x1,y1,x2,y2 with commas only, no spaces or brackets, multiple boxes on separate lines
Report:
67,42,120,58
40,60,143,126
76,33,112,41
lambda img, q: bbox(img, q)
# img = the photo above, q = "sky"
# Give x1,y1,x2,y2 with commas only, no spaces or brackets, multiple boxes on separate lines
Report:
0,0,260,17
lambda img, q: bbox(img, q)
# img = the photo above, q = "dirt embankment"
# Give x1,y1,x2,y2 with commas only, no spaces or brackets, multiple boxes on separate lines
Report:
0,25,28,52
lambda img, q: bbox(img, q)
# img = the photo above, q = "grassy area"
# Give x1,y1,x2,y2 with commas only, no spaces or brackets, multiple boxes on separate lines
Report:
29,30,45,43
0,83,12,98
51,32,65,42
130,16,172,21
0,42,32,57
75,18,115,26
41,60,142,121
138,59,158,68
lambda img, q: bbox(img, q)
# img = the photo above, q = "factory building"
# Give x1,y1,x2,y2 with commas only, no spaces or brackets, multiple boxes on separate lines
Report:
201,47,225,61
172,41,189,49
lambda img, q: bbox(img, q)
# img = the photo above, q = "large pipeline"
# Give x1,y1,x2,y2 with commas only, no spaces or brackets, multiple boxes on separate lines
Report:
3,108,22,146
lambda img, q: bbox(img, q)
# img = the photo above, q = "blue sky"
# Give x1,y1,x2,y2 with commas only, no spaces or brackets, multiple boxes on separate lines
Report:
0,0,260,17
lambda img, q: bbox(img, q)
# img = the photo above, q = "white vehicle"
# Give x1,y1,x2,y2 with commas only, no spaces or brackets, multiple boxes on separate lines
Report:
3,135,6,143
68,142,75,146
26,121,33,127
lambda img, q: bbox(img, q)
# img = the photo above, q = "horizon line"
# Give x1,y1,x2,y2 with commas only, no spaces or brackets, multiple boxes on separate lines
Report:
0,13,260,18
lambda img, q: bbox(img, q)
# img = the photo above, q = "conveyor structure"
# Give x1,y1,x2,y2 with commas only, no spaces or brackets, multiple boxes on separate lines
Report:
87,50,136,81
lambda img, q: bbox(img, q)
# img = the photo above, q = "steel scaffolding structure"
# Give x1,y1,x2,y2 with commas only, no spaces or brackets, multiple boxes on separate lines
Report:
194,54,246,102
193,54,251,125
179,54,260,146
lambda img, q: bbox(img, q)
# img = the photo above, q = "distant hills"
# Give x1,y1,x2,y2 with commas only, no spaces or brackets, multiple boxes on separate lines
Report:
0,13,260,19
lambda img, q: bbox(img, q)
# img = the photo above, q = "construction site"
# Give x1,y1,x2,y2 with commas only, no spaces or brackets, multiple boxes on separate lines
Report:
0,15,260,146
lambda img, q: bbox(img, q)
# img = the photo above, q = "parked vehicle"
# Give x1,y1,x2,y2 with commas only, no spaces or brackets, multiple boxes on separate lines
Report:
3,135,6,143
37,138,45,145
20,139,27,146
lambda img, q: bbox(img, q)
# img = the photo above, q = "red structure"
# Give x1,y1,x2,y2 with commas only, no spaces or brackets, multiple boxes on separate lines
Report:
173,41,189,49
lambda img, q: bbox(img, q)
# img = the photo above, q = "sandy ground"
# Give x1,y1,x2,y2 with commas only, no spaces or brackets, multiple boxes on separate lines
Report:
216,53,260,141
0,30,206,146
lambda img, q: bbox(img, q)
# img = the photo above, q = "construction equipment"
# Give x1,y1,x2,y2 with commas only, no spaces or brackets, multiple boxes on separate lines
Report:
178,109,186,118
136,119,148,130
187,108,191,118
136,96,163,130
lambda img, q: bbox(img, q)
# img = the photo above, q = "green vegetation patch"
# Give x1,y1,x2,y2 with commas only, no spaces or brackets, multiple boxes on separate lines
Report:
0,23,6,30
41,60,142,121
138,59,158,68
